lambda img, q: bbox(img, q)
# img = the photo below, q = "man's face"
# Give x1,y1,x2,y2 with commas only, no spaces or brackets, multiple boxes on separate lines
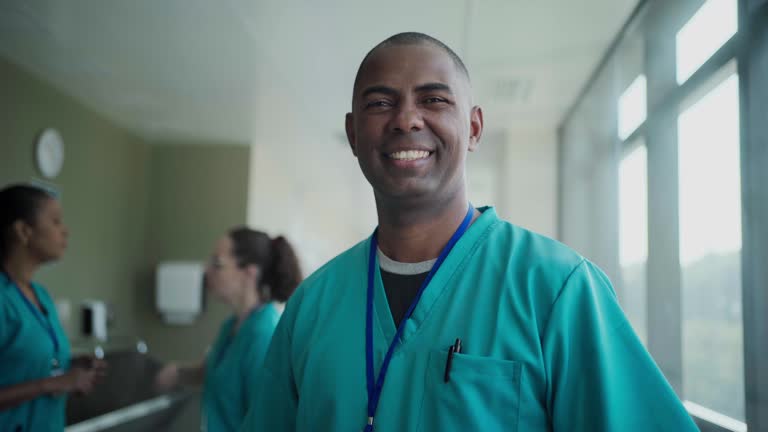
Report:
346,43,482,205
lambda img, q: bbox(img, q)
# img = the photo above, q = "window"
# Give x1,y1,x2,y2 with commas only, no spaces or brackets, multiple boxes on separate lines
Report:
618,75,647,141
618,143,648,343
676,0,738,84
678,71,745,423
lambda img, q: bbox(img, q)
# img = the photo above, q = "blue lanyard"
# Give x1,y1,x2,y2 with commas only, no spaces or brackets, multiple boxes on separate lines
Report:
364,204,474,431
1,270,60,357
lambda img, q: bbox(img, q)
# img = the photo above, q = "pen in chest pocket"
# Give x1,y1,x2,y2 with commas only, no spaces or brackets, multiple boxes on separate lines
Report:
444,338,462,383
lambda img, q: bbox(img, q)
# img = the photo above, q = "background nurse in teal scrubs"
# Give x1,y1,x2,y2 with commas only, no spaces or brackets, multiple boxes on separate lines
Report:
0,184,106,432
155,227,302,432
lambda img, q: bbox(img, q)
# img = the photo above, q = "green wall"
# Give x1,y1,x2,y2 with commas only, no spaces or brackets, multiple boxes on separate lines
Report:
0,56,251,364
139,143,250,363
0,57,151,341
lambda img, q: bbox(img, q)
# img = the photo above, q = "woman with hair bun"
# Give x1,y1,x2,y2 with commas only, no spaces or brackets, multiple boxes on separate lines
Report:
154,227,302,432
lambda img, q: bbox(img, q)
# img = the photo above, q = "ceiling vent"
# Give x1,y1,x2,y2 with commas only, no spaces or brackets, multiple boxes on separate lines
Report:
490,77,535,104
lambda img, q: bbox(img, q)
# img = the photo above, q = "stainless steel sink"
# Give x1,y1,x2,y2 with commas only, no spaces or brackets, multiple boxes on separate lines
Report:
65,341,195,432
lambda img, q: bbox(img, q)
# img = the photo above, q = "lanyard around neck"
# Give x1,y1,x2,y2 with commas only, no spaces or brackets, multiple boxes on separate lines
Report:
364,204,474,431
2,270,60,356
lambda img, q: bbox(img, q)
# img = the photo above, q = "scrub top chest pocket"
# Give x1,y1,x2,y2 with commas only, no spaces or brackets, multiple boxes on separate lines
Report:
418,350,522,432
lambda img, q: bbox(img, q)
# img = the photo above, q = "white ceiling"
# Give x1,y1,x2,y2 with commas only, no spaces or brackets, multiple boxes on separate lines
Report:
0,0,637,145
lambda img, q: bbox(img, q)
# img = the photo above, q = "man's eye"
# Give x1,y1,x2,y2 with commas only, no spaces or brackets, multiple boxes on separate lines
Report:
423,97,447,104
365,100,392,108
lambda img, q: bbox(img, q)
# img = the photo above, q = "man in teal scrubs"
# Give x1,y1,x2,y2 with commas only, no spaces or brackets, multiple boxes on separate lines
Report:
242,32,699,431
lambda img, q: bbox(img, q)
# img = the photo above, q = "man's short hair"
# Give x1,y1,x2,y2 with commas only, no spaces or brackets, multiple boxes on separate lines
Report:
353,32,470,97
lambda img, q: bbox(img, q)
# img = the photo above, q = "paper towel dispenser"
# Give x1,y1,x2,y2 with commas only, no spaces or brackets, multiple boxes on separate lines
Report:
155,261,204,325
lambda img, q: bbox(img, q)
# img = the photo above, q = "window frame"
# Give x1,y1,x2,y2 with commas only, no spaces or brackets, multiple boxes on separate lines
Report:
557,0,768,430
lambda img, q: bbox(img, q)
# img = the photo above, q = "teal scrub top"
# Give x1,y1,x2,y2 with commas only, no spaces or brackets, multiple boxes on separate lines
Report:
241,207,699,431
203,302,279,432
0,272,71,432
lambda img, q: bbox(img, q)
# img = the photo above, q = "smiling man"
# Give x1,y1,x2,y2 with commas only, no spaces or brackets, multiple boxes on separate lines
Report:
241,32,698,431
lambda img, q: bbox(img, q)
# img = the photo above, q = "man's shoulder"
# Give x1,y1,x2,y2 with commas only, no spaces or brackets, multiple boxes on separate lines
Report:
485,217,585,274
285,237,369,307
480,218,595,320
305,238,368,287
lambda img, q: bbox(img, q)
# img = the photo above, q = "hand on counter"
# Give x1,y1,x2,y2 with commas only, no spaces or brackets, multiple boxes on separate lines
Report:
154,363,180,393
48,356,107,396
154,361,205,392
70,355,107,370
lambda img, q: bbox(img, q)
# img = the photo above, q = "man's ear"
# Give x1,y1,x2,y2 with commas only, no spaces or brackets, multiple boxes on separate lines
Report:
346,112,358,157
468,105,484,152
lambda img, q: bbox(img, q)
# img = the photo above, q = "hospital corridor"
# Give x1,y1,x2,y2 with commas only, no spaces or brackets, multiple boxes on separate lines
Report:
0,0,766,431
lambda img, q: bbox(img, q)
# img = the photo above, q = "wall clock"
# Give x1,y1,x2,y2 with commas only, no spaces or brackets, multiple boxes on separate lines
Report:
36,128,64,179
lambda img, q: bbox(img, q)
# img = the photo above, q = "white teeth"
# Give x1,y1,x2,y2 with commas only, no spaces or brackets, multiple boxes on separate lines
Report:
388,150,430,161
